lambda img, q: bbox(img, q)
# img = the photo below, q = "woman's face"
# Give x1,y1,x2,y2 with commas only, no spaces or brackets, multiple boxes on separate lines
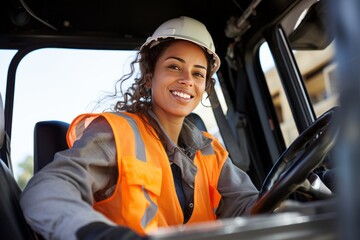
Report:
150,40,208,121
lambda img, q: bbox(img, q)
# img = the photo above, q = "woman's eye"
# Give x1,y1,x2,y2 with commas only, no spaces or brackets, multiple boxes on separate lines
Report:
194,72,205,78
168,65,179,70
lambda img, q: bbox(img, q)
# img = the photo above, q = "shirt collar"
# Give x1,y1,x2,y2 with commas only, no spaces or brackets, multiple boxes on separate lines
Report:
147,110,212,158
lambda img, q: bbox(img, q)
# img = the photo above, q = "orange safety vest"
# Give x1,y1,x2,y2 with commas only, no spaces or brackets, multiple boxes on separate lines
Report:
67,112,228,235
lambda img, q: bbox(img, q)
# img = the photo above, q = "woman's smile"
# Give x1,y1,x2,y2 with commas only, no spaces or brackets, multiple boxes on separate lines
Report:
170,90,193,100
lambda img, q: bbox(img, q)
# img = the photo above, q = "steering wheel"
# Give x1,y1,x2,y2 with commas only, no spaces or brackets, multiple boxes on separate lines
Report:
251,107,339,214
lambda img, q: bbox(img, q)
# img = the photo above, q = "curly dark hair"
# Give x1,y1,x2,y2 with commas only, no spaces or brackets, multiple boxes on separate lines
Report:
113,39,216,117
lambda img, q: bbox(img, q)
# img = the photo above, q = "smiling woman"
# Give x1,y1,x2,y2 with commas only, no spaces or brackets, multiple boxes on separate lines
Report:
1,48,222,183
18,16,258,240
0,0,345,239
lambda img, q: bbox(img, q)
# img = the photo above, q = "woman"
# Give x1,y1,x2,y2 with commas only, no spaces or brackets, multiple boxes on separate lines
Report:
20,16,259,240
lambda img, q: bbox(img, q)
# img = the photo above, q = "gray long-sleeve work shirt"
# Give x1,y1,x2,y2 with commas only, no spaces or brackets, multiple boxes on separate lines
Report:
20,112,259,240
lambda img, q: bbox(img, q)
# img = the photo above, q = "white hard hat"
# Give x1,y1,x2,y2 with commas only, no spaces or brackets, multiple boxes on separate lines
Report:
141,16,221,75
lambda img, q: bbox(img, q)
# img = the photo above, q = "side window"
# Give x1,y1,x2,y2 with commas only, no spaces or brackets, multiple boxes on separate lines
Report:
259,41,338,147
259,42,299,146
292,43,338,116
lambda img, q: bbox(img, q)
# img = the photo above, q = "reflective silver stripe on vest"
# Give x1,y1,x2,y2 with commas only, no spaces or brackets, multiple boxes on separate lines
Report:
74,117,87,142
116,112,146,162
141,187,158,228
115,113,158,228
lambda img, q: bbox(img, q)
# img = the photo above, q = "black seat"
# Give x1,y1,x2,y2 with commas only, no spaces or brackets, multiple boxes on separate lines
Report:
33,121,69,173
0,92,39,240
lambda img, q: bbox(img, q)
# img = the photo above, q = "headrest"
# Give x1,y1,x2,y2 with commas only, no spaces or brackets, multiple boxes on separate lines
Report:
0,92,5,148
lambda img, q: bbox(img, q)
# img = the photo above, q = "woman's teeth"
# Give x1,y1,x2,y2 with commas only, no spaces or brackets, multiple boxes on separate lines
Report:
172,91,191,99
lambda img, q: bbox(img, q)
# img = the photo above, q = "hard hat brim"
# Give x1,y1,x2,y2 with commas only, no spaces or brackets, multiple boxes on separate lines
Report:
141,36,220,75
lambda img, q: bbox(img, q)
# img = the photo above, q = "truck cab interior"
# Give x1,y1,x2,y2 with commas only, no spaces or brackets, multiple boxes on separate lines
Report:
1,0,359,239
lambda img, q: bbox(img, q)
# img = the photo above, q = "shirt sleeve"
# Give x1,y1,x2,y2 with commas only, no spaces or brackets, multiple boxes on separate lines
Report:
20,116,118,240
216,158,259,218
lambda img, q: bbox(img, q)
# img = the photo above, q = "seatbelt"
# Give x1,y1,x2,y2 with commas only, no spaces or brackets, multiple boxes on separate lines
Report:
235,111,250,166
208,90,250,171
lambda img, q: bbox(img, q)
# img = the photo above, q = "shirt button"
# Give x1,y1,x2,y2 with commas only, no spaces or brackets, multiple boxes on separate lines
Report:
189,203,194,208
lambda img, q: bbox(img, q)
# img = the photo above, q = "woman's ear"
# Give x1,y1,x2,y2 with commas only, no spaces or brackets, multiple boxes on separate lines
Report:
145,74,152,88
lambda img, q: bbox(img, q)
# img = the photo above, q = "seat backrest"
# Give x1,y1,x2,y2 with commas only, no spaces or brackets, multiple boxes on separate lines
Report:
33,121,70,173
0,92,40,240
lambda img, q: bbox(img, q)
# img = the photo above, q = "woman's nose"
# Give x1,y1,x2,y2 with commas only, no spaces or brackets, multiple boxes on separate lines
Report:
178,70,194,86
